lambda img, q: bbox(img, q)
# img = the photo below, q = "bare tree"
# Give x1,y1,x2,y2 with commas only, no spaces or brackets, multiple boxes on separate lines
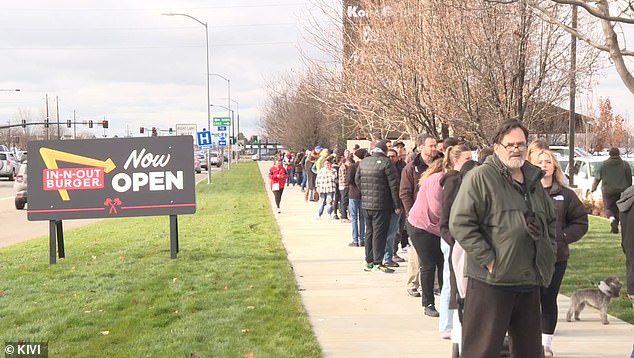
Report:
522,0,634,95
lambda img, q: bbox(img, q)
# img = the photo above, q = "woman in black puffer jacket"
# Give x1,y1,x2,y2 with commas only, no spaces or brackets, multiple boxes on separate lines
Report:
528,145,588,357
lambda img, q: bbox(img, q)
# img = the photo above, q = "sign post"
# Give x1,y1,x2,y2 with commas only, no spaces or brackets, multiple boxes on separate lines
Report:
28,136,197,264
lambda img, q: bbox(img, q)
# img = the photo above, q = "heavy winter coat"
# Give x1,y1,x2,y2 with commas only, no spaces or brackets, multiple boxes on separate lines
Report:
449,155,557,287
355,151,401,211
546,183,588,262
592,155,632,194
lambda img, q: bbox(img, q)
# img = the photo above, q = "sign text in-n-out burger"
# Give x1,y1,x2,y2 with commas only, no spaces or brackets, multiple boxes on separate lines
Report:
28,136,196,221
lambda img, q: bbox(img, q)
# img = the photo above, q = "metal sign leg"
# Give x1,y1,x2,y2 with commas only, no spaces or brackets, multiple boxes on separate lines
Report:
56,220,65,259
49,220,57,265
170,215,179,259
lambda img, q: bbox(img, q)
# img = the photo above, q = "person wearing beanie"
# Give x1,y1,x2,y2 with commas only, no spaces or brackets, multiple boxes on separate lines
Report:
355,140,402,273
592,147,632,234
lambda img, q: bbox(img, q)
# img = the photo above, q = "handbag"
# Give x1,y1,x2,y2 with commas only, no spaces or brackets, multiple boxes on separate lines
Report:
272,182,280,191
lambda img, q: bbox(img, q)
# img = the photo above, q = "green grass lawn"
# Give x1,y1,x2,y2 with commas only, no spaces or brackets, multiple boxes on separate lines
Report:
561,215,633,324
0,162,322,357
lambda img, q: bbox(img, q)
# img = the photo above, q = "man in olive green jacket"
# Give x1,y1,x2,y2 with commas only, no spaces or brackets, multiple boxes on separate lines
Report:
592,147,633,234
450,120,556,358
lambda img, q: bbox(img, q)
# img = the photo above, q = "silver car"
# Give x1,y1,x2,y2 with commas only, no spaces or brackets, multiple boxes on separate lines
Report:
0,151,19,181
13,161,27,209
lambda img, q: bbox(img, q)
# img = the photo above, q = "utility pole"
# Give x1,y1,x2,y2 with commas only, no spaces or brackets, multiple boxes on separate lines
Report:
568,5,577,187
45,94,50,140
56,96,61,140
73,110,77,139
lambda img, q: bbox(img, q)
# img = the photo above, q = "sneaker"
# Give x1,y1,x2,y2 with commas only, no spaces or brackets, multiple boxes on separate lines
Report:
276,208,281,214
333,215,340,220
383,260,399,268
373,265,394,273
348,242,359,247
610,218,619,234
439,331,451,340
341,218,351,223
359,241,365,247
393,254,406,263
363,263,374,272
424,304,439,317
407,288,421,297
543,346,554,358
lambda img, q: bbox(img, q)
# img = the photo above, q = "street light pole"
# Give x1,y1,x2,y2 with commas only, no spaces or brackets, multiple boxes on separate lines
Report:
228,99,239,156
210,73,231,168
163,12,212,184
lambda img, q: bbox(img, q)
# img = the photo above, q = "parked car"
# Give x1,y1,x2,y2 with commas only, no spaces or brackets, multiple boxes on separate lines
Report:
13,161,27,210
15,150,27,163
209,152,222,168
0,151,19,181
193,155,202,174
195,152,208,171
549,145,591,159
567,156,634,202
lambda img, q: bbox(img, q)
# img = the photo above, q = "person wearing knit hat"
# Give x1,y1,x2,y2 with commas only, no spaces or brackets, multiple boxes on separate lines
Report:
355,140,402,273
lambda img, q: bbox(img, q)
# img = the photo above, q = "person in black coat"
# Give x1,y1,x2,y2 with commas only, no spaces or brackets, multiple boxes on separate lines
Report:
355,140,401,273
528,145,588,357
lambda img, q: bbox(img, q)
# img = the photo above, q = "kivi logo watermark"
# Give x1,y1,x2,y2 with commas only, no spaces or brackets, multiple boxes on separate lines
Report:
4,342,48,357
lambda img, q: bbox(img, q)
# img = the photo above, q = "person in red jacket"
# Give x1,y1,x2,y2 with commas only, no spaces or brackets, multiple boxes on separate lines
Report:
268,159,288,213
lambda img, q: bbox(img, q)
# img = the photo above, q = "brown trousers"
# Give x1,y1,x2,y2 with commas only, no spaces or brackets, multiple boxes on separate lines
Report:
461,278,542,358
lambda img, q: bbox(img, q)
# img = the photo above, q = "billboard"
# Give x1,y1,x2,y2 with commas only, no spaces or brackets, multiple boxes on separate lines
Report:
27,136,196,221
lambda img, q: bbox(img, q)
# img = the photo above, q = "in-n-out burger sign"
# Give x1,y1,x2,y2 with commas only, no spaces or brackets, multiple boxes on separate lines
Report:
28,136,196,221
112,149,183,193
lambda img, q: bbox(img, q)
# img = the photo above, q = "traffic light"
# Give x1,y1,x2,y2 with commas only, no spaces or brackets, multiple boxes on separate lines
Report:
21,119,26,128
102,120,109,129
140,127,144,134
44,119,49,128
151,127,157,136
66,120,72,128
89,120,93,128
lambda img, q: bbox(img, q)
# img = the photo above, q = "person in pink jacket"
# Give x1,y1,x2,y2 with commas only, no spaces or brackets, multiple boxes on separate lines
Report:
407,158,445,317
268,159,288,213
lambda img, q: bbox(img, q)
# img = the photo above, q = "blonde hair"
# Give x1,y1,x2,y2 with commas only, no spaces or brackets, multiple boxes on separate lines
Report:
418,158,444,187
443,144,470,171
526,139,549,163
528,148,568,188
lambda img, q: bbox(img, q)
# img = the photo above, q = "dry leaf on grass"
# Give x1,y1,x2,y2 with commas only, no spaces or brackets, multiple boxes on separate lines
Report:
99,331,110,336
241,328,249,333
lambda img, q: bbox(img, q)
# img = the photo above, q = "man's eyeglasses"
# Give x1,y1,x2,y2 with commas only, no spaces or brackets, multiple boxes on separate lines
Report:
500,142,527,151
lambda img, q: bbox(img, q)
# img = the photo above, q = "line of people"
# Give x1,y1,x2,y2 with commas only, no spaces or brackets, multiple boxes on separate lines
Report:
266,120,634,357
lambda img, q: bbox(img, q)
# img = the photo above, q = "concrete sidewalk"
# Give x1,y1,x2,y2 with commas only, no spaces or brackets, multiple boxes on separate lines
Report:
257,162,634,358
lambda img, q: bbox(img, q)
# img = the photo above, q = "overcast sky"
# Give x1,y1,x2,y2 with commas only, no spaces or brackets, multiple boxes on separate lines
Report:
0,0,325,139
0,1,632,141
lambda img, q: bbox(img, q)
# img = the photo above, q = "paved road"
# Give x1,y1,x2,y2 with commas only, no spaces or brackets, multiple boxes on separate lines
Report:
0,172,211,248
257,161,634,358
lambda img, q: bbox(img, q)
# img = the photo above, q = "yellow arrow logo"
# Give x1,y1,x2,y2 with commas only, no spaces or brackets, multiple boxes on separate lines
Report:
40,147,116,201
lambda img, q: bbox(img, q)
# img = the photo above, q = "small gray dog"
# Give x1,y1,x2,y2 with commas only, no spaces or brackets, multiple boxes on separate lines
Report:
566,276,622,325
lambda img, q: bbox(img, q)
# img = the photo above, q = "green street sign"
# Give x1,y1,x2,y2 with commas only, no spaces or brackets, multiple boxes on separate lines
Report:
212,117,231,126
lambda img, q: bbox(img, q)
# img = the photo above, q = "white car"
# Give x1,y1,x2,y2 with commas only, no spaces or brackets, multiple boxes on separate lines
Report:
549,145,591,159
0,151,19,181
567,156,634,202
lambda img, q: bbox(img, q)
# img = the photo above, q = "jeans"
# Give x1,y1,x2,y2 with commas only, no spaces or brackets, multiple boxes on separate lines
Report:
383,212,400,263
339,188,349,220
318,192,334,217
349,198,365,244
439,239,453,333
301,171,307,191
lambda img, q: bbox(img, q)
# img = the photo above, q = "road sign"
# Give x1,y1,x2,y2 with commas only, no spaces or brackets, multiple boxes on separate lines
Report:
212,117,231,126
197,131,212,150
217,126,227,131
218,139,227,147
176,124,197,137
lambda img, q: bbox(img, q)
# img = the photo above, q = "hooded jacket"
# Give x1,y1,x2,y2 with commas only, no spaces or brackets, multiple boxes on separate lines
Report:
449,155,557,287
592,156,632,194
